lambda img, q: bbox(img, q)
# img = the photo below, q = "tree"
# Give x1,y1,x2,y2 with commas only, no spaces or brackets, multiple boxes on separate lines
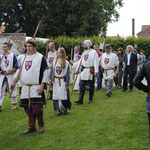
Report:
0,0,123,37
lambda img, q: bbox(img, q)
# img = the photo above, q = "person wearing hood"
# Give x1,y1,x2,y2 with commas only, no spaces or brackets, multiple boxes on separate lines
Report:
74,40,99,104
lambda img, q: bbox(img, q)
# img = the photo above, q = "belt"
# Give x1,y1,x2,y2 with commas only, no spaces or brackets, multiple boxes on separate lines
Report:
26,84,32,109
104,68,115,76
54,76,66,87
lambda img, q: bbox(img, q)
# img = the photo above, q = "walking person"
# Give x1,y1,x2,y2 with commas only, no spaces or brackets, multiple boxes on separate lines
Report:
139,50,146,70
0,42,18,111
122,45,137,92
47,42,57,100
49,47,71,116
11,39,48,134
74,40,99,104
100,44,119,97
133,61,150,142
114,47,124,88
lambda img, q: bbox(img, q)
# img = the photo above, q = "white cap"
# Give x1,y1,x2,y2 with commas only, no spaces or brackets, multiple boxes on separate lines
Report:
83,40,92,49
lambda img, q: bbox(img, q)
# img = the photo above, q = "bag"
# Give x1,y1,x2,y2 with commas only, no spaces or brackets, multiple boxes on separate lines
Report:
90,67,94,74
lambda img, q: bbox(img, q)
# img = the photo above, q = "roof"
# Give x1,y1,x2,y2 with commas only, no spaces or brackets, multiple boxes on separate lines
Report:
137,25,150,37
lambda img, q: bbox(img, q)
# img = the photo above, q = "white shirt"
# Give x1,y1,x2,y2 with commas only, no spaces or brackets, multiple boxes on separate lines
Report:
127,52,131,65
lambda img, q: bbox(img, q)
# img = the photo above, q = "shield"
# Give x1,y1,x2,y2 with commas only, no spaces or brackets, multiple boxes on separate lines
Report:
56,66,62,75
104,58,109,64
49,57,54,64
4,60,9,68
84,54,89,61
25,61,32,71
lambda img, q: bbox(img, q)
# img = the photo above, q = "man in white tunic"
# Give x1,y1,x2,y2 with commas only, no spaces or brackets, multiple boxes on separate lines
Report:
74,40,99,104
11,39,48,134
47,42,57,99
0,42,18,111
100,44,119,97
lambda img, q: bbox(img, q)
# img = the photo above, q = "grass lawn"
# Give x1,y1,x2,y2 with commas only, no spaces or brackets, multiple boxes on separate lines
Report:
0,87,150,150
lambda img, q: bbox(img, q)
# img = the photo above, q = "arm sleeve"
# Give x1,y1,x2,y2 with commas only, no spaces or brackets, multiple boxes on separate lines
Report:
94,52,99,73
66,65,70,86
42,69,48,83
13,55,18,69
39,56,48,84
49,64,53,80
133,65,148,93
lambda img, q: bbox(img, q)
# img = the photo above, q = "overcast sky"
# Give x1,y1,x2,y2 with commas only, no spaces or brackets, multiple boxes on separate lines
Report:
107,0,150,37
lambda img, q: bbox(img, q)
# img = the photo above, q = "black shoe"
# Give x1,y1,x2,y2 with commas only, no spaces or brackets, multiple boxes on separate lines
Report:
106,93,110,97
88,100,93,104
56,111,62,116
110,92,112,95
74,100,83,104
129,89,132,92
62,110,67,115
122,89,127,92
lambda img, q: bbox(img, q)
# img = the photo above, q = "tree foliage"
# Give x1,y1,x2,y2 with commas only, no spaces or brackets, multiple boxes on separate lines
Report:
0,0,123,37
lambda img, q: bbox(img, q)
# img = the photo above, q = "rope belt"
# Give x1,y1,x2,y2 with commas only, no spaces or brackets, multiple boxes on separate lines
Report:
54,76,66,87
27,84,32,109
104,68,115,76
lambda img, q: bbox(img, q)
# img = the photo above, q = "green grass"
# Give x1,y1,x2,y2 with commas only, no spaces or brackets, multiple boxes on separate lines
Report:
0,88,150,150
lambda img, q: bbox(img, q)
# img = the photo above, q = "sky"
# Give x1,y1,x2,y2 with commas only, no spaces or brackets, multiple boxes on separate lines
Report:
107,0,150,37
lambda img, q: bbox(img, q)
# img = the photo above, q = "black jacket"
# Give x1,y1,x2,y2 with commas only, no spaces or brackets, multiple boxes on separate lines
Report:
123,52,137,72
133,61,150,101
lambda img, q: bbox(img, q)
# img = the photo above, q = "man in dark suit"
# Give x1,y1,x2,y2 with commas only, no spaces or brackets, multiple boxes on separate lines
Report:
122,45,137,92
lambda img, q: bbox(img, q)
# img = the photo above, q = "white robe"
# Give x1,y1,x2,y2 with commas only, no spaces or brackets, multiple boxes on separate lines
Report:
0,52,18,98
101,52,119,80
53,60,69,100
20,52,43,99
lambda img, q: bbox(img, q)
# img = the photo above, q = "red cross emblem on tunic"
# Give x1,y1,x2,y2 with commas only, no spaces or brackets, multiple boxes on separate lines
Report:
49,57,54,64
104,58,109,64
56,66,62,75
4,60,9,68
25,61,32,71
84,54,89,61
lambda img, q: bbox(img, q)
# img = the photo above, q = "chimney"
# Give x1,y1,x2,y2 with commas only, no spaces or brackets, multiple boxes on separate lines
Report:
132,18,135,36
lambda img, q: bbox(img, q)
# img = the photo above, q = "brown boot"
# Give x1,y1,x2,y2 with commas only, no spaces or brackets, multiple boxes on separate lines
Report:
36,114,44,133
0,106,2,112
23,116,36,134
23,127,36,134
12,104,18,110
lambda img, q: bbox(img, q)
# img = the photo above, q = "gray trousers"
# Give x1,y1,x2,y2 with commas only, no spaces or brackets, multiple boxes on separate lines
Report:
105,79,113,93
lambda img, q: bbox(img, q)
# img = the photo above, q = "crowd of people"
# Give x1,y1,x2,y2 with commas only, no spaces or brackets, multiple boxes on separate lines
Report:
0,38,147,134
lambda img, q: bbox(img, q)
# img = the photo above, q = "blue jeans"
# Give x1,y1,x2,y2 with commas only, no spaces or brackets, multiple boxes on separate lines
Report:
146,101,150,113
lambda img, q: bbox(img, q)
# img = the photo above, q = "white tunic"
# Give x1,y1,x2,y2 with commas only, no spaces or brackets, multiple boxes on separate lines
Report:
80,49,98,80
53,59,69,100
17,54,25,87
101,52,119,79
47,51,57,68
47,51,57,83
72,60,81,90
0,52,18,98
20,52,43,99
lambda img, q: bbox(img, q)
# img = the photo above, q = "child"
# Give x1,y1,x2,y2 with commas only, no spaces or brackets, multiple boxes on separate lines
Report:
49,47,71,116
72,55,81,94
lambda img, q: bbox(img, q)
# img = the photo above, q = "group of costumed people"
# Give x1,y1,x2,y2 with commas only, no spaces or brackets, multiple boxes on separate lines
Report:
0,38,150,138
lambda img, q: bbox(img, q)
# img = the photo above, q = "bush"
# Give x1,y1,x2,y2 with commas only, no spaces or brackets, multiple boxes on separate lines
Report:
36,36,150,60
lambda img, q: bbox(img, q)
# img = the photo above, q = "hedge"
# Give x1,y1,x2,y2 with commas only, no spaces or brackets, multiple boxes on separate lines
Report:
36,36,150,60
